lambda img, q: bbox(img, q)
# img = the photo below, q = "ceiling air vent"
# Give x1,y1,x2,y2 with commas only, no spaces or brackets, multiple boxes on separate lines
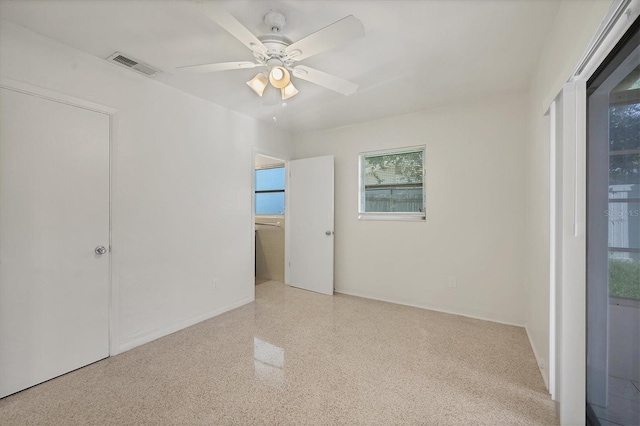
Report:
106,52,160,78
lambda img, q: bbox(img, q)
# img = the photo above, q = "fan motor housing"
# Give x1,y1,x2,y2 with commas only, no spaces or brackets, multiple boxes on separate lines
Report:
255,34,292,63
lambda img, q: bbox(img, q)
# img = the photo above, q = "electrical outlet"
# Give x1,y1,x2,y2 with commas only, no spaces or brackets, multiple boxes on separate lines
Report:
448,276,457,288
212,279,218,290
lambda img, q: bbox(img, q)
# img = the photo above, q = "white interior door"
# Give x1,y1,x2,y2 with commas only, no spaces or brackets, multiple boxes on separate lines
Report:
0,88,110,398
288,155,334,295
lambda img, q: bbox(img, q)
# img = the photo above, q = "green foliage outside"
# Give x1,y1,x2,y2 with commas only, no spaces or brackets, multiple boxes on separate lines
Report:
609,258,640,300
609,104,639,185
365,151,423,185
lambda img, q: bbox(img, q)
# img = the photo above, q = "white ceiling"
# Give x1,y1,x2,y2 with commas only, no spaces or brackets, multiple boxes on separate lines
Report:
0,0,560,133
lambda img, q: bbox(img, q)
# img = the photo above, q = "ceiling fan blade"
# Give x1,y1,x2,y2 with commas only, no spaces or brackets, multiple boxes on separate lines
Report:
176,61,260,73
292,65,358,96
285,15,364,61
198,2,266,54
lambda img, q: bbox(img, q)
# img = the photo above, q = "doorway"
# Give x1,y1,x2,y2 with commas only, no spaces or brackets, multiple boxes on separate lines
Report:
251,153,336,295
254,154,286,285
586,19,640,426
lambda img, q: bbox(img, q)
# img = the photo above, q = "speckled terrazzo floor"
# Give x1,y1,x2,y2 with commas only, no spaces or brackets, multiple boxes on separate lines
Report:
0,281,557,425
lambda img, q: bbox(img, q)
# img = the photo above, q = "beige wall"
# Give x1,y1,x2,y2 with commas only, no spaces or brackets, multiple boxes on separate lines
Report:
255,216,285,282
525,0,612,388
294,92,529,326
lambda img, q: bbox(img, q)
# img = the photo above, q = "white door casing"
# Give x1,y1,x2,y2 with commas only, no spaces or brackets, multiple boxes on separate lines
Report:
0,88,110,398
288,155,334,295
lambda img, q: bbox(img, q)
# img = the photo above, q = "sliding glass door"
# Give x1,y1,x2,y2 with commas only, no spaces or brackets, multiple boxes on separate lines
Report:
586,19,639,426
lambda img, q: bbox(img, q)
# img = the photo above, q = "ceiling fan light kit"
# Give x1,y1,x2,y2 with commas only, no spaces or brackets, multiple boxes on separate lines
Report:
268,66,290,89
281,82,298,100
246,73,268,96
179,2,365,104
247,63,295,99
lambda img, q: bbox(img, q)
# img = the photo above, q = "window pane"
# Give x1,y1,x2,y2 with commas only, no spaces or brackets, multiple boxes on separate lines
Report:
256,192,284,215
255,167,285,191
608,201,640,249
609,252,640,300
609,153,640,186
608,98,639,300
609,103,640,152
364,187,423,213
361,149,424,214
363,150,423,186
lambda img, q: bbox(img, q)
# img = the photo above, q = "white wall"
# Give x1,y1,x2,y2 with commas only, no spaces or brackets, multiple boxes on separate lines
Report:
0,21,293,353
294,92,529,326
525,0,612,394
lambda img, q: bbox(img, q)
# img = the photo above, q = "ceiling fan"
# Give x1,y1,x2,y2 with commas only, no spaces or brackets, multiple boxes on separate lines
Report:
177,2,365,101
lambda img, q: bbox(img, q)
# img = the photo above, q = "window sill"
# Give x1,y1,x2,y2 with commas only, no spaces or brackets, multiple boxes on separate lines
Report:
358,213,425,222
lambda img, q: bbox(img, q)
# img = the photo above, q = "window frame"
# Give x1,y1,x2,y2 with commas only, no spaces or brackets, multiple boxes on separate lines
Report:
358,145,426,222
255,165,285,216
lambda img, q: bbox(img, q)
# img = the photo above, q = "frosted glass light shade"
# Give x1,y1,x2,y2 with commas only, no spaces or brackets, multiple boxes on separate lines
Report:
247,73,268,96
281,82,298,100
271,68,284,80
269,66,291,89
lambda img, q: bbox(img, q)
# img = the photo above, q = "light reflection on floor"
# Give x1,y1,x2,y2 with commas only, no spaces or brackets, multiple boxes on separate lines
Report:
254,337,285,388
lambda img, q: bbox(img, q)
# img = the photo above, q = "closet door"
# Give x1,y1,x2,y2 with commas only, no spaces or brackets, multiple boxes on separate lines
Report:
0,88,110,397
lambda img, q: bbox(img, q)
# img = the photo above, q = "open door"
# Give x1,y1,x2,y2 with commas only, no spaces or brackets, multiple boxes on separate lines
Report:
288,155,334,295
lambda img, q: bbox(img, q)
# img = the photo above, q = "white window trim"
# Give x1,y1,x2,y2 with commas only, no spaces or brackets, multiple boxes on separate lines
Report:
358,212,426,222
358,145,426,222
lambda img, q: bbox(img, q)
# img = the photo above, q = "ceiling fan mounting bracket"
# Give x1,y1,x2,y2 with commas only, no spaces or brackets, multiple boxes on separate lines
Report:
264,11,286,33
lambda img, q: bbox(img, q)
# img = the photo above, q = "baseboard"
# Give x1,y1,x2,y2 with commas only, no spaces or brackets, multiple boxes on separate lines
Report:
118,295,254,353
525,325,549,390
335,289,525,328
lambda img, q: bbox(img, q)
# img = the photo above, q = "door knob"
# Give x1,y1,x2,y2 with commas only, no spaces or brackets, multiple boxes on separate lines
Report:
95,246,107,255
325,231,333,236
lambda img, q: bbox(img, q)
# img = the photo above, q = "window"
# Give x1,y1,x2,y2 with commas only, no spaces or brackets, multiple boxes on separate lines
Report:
607,96,639,300
359,147,425,221
255,166,285,215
